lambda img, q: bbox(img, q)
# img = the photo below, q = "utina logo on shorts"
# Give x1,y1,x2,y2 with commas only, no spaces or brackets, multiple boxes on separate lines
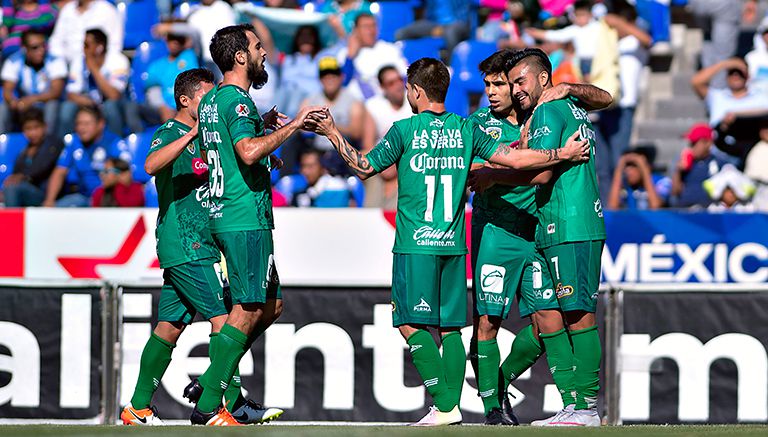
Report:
480,264,505,294
413,298,432,312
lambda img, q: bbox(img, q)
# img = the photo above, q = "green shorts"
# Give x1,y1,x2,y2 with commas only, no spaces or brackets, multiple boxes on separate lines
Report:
540,240,604,314
158,258,228,324
391,253,467,328
214,229,282,305
472,222,558,319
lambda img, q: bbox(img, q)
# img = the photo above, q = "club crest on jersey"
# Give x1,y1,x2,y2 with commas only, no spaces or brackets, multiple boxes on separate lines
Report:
236,103,250,117
187,142,196,154
484,126,502,140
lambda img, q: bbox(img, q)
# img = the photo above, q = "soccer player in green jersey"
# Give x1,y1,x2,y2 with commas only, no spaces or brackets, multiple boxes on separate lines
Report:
121,68,283,426
467,50,612,426
305,57,589,426
186,24,324,426
506,48,606,427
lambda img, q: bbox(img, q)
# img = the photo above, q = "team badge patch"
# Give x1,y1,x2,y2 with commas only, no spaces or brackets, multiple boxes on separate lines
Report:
485,126,502,140
236,103,250,117
187,142,196,154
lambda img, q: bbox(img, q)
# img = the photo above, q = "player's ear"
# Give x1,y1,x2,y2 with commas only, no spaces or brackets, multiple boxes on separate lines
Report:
538,70,550,87
235,49,247,66
179,94,190,109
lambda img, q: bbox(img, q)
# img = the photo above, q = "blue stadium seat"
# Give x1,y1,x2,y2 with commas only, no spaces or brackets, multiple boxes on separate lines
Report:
129,40,168,104
450,40,496,94
398,37,444,64
374,1,415,42
145,177,159,207
445,80,469,117
347,176,365,207
0,133,27,186
118,1,161,50
124,128,159,184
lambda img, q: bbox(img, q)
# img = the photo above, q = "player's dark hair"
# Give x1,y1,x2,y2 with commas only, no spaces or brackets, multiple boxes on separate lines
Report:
479,49,516,76
19,106,45,126
174,68,214,111
85,28,108,49
21,28,46,47
210,23,256,74
299,147,324,162
354,12,376,27
506,48,553,85
407,57,449,103
377,65,399,85
76,105,105,121
573,0,593,12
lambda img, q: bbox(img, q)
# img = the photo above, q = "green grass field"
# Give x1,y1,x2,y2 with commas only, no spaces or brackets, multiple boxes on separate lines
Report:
1,425,766,437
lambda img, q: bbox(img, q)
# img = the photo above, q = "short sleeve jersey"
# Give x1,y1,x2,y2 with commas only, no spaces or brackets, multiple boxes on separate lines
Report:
467,107,536,235
527,98,606,248
367,111,498,255
149,119,219,268
198,84,273,233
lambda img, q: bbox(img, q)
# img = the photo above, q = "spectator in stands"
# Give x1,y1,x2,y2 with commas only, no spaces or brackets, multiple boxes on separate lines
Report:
526,0,600,79
278,148,357,207
0,0,57,57
394,0,470,54
43,106,130,207
687,0,758,88
338,13,408,100
91,157,144,207
2,107,63,207
321,0,373,38
0,28,66,135
704,164,756,212
745,119,768,185
745,16,768,90
302,56,369,155
477,0,539,49
691,57,768,129
364,65,412,144
671,123,730,209
48,0,123,65
60,28,130,137
274,25,323,117
607,151,669,210
144,32,199,122
363,165,397,209
185,0,237,79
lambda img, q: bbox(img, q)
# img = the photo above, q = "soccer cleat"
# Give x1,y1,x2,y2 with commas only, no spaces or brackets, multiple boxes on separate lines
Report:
231,399,284,424
183,378,203,404
190,404,242,426
484,407,514,426
531,404,574,426
501,393,520,425
550,408,601,427
121,404,164,426
411,405,462,426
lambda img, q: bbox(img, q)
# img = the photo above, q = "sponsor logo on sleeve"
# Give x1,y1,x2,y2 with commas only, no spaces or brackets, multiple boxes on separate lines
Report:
151,138,162,148
547,223,556,234
235,103,250,117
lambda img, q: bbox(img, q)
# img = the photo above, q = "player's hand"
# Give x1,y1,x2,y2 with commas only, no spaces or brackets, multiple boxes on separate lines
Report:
188,120,199,138
262,105,288,130
268,154,283,170
467,167,496,194
304,108,336,136
538,83,571,105
294,105,326,126
562,130,590,162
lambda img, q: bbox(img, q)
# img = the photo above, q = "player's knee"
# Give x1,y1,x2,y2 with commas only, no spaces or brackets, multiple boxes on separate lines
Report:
534,309,565,334
271,299,283,322
476,316,500,341
154,321,185,343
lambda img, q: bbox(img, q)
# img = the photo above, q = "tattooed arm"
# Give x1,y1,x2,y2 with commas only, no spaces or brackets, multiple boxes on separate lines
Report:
538,82,613,111
305,109,378,180
486,130,589,170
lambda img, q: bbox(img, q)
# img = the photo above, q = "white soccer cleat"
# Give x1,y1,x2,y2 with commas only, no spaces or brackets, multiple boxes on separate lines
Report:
411,405,462,426
530,404,574,426
550,408,601,427
120,404,164,426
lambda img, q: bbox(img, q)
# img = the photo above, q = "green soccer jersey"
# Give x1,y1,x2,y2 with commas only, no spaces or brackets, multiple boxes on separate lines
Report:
367,110,498,255
468,107,536,236
150,120,219,268
198,84,273,233
527,97,606,248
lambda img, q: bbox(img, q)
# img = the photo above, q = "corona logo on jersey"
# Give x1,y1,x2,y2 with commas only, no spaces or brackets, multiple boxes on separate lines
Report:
410,128,464,149
409,153,465,174
578,124,597,142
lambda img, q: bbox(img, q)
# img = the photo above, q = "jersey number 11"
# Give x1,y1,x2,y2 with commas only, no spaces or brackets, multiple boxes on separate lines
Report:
424,175,453,223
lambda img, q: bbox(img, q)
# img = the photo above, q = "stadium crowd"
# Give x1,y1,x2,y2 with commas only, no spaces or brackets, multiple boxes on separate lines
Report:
0,0,766,211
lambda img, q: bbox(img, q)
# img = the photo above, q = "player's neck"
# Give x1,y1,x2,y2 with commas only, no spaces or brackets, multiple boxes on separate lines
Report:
176,111,195,128
417,101,446,114
221,71,251,93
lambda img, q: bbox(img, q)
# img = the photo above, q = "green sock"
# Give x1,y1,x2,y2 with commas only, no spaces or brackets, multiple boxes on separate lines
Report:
476,338,501,415
407,330,453,412
130,333,175,409
541,328,576,407
570,325,601,410
197,324,249,413
440,331,466,409
499,324,543,397
224,369,244,412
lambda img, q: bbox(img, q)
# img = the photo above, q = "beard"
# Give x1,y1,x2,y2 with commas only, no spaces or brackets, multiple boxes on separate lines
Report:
247,53,269,89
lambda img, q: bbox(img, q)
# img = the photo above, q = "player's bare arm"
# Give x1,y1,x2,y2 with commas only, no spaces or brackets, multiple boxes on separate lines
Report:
235,105,325,165
538,83,613,111
305,109,377,180
145,123,199,176
488,130,588,171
